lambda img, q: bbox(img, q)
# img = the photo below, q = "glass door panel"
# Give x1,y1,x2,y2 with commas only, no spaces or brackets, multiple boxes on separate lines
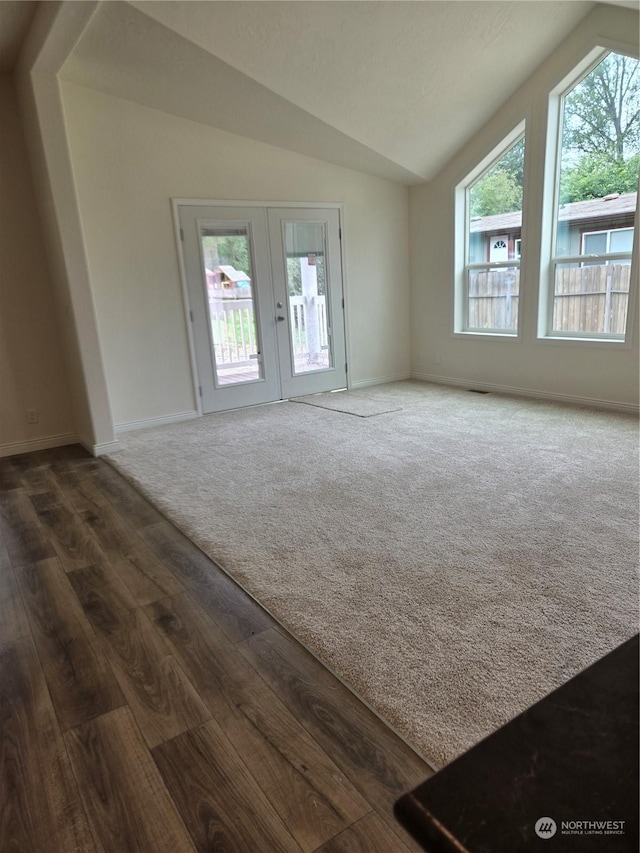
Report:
283,221,332,375
200,226,261,386
179,206,280,414
268,207,346,399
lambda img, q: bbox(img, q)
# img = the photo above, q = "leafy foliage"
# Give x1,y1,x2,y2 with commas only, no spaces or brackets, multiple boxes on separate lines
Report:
560,153,640,203
560,52,640,202
202,235,250,274
470,138,524,217
563,53,640,164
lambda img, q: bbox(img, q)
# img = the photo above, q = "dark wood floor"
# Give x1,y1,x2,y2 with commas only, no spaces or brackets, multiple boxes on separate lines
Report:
0,444,433,852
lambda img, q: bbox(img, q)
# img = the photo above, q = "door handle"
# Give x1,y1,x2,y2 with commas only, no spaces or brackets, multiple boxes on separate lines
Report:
277,315,286,322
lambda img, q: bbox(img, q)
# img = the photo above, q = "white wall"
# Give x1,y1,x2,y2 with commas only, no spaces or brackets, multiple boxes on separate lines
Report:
15,0,118,454
61,82,410,427
0,73,75,455
410,4,640,409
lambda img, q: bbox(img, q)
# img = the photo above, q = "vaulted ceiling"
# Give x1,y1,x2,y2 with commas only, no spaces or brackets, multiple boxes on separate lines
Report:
3,1,639,184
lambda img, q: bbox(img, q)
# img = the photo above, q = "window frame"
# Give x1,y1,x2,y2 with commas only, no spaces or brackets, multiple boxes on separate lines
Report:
454,122,526,338
539,45,639,344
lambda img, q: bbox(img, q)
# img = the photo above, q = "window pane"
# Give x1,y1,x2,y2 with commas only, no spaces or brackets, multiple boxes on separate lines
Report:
200,227,262,386
556,52,639,261
467,267,519,331
466,136,524,333
582,232,607,255
283,221,332,374
610,227,634,253
551,51,639,337
553,262,630,335
468,137,524,266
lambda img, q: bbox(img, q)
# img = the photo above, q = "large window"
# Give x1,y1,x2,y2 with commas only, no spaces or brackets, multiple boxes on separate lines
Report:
545,50,639,340
457,131,525,335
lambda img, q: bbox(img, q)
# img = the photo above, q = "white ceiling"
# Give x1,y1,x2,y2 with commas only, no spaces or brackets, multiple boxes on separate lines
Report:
124,0,598,180
6,1,639,183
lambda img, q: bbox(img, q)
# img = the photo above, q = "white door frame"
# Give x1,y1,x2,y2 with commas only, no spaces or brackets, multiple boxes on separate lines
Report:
171,199,351,416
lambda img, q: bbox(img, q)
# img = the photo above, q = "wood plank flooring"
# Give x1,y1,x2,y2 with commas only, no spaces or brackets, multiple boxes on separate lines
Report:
0,445,434,852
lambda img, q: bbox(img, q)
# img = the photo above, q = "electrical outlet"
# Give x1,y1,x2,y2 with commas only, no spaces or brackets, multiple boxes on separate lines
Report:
26,409,38,424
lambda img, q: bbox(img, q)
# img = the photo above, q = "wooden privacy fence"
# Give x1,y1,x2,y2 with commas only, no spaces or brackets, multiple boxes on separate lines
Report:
553,264,630,335
468,268,519,331
468,264,631,334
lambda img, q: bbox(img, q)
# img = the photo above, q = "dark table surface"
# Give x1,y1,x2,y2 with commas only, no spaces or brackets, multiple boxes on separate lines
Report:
395,634,639,852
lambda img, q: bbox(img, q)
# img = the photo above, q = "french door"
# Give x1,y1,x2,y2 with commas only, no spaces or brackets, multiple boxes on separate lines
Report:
178,204,346,413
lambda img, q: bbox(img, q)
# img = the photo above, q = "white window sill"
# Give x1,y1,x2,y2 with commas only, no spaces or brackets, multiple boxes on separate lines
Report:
454,330,520,340
537,334,630,349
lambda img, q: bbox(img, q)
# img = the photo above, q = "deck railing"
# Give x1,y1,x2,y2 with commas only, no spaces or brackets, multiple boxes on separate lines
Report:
209,294,328,368
209,298,258,368
288,295,328,360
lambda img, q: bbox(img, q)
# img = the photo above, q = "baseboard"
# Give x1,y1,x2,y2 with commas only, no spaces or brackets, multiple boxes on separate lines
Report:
350,372,412,390
0,433,79,459
411,371,640,414
115,410,199,434
88,440,122,457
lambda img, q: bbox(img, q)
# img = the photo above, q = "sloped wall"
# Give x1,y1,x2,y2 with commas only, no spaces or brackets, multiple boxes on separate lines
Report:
0,73,75,454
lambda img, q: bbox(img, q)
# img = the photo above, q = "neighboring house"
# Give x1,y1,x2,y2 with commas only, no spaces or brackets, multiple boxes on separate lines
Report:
470,191,637,263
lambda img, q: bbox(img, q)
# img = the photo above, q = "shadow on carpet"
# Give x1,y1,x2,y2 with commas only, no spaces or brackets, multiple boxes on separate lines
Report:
290,389,402,417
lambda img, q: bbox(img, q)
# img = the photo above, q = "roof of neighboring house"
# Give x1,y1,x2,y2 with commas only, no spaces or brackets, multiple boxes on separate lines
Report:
469,191,637,234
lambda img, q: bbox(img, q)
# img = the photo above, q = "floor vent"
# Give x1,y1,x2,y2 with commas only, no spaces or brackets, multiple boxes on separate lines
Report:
467,389,490,394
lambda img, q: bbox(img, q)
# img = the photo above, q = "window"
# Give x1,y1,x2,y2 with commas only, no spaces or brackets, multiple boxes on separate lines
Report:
544,51,639,340
582,227,634,259
456,130,525,335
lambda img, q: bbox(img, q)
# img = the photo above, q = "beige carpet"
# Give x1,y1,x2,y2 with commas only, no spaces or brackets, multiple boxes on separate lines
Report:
108,381,639,768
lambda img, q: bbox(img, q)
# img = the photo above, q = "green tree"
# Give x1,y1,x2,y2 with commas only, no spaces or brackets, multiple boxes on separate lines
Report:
287,257,302,295
560,52,640,202
201,235,251,276
470,170,522,216
564,52,640,165
560,152,640,202
496,138,525,188
216,236,250,273
470,138,524,217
